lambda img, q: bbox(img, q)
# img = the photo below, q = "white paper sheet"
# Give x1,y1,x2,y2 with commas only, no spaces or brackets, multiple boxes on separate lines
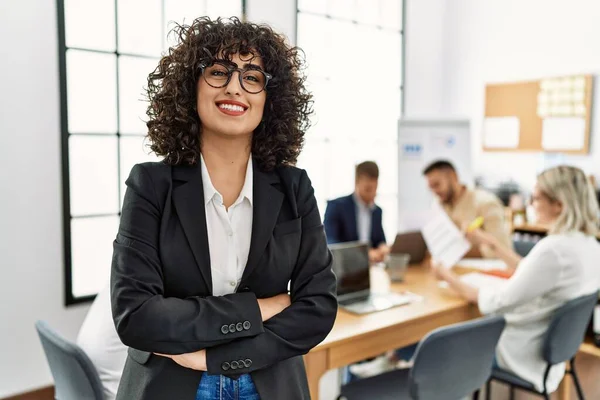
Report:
541,117,586,150
421,210,471,269
483,117,520,149
456,258,508,271
438,272,508,290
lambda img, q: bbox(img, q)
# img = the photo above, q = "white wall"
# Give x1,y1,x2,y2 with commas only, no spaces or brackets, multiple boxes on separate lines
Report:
0,0,91,397
441,0,600,190
403,0,448,116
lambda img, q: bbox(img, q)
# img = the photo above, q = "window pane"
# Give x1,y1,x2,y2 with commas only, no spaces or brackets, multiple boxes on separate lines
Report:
117,0,163,56
119,136,162,207
298,0,327,14
376,193,398,243
328,0,354,20
296,14,331,79
69,135,119,216
355,0,379,25
65,0,116,51
71,216,120,297
328,20,358,82
297,138,329,218
378,30,402,87
67,50,117,134
206,0,242,19
119,56,159,134
380,0,403,30
326,139,360,200
164,0,206,49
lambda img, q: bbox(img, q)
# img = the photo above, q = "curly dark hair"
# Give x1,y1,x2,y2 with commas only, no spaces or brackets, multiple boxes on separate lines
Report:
145,17,313,171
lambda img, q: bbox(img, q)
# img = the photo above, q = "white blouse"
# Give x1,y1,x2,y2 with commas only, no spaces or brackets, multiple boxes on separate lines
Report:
478,231,600,393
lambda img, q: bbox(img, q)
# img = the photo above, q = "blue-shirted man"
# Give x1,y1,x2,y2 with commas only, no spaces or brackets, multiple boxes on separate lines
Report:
324,161,389,264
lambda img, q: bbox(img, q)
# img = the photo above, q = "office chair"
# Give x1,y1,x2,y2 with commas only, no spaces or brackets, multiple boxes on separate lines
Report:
338,315,506,400
512,238,536,257
486,291,598,400
35,320,105,400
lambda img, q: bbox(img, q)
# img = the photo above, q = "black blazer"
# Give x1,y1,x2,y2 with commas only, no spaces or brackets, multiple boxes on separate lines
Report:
111,160,337,400
323,194,387,248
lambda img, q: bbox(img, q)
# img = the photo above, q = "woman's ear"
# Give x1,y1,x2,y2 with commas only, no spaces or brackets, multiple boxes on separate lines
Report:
552,200,563,217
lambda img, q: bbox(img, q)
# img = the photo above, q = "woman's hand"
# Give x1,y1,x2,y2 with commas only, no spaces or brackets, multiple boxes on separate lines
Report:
431,261,454,282
257,293,291,321
155,349,207,371
431,261,479,303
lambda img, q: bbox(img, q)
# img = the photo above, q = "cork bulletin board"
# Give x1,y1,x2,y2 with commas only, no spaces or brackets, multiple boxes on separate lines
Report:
483,74,593,154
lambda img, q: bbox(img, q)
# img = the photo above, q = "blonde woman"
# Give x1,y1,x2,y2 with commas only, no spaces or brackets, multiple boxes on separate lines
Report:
433,165,600,393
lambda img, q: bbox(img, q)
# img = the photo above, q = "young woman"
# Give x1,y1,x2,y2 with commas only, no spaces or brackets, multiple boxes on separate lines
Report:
111,17,337,400
434,165,600,393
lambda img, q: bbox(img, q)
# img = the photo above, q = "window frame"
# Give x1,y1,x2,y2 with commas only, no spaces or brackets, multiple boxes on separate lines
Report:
57,0,246,306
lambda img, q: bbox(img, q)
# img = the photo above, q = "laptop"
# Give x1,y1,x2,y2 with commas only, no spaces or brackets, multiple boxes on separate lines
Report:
330,241,419,315
390,231,427,264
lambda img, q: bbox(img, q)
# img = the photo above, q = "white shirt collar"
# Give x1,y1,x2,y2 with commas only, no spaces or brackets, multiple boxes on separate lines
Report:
353,192,375,211
200,154,253,206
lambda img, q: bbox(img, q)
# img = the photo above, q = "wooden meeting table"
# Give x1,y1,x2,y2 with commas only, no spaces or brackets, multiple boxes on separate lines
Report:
303,262,582,400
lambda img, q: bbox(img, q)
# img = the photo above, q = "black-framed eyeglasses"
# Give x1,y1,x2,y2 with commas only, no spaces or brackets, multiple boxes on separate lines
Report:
199,61,273,94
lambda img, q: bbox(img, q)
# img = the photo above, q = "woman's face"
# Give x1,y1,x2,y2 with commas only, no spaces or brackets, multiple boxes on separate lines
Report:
196,52,267,140
531,184,562,225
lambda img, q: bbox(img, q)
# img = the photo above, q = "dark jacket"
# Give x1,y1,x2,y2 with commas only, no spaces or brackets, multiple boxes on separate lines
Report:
323,194,386,248
111,160,337,400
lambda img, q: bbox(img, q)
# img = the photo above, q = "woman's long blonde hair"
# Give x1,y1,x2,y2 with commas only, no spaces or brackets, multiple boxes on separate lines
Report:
537,165,599,236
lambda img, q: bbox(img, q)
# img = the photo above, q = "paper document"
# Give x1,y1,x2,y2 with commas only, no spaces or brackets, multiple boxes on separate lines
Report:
483,117,520,149
541,117,585,150
421,210,471,269
438,272,508,290
456,258,507,271
459,272,508,290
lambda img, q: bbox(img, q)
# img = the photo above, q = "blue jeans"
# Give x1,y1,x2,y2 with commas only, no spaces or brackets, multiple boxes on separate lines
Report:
196,373,260,400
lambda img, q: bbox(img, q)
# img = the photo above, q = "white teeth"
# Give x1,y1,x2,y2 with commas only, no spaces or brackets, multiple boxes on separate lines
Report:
218,104,245,112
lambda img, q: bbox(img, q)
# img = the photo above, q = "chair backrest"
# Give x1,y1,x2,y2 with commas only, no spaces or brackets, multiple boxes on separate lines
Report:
35,320,104,400
543,291,598,365
513,239,536,257
409,315,506,400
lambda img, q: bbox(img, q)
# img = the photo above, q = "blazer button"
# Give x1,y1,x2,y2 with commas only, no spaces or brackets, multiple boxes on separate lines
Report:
221,325,229,334
237,359,245,368
230,360,239,370
221,362,231,371
240,286,251,292
243,321,251,330
244,359,252,368
228,323,236,333
236,322,243,332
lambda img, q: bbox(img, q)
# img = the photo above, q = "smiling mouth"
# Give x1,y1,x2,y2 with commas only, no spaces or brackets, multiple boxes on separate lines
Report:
216,102,248,116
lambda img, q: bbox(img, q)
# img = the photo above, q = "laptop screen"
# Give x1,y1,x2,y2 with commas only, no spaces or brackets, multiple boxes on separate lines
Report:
329,241,370,297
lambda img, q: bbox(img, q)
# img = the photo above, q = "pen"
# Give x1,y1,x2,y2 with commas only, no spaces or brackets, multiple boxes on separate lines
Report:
467,216,484,232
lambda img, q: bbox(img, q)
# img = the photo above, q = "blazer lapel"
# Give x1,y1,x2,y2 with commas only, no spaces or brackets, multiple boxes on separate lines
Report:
241,162,284,282
172,162,212,292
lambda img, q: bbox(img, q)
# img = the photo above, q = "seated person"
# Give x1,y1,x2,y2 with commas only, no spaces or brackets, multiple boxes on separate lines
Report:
423,160,512,258
76,283,127,400
324,161,389,263
434,165,600,393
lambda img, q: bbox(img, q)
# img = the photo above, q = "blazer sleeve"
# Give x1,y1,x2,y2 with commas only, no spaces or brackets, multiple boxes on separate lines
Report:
111,164,264,354
323,199,341,244
205,169,338,375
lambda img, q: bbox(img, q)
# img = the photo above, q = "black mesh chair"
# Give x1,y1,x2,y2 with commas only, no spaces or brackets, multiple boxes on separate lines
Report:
338,315,506,400
486,291,598,400
35,320,105,400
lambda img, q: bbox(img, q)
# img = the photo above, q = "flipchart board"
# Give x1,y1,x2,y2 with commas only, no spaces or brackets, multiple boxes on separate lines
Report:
397,119,472,233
